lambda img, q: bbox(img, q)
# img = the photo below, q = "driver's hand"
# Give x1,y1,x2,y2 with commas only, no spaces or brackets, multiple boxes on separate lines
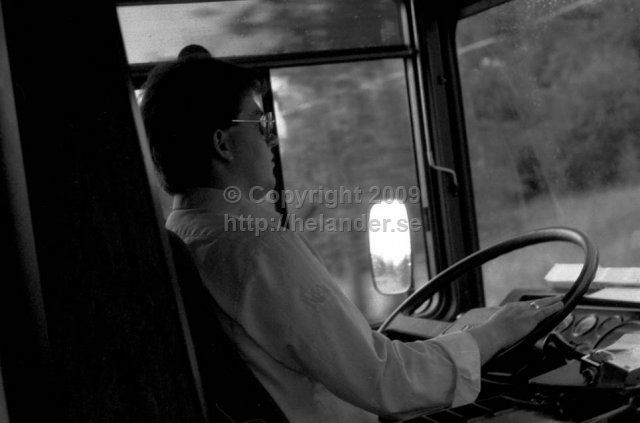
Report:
467,296,563,364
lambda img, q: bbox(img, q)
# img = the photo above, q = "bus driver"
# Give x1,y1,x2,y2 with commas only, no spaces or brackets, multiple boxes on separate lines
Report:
140,56,563,422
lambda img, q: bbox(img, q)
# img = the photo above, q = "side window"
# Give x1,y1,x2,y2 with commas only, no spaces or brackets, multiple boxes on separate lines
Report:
457,0,640,304
120,1,430,322
271,60,428,321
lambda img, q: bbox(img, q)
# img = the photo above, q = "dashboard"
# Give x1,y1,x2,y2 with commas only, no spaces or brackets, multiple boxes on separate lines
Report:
385,290,640,422
504,291,640,354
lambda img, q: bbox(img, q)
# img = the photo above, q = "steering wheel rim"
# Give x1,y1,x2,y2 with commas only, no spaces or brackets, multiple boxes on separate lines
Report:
378,227,599,367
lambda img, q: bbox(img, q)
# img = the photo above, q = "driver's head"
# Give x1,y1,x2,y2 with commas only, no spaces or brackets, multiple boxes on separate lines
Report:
140,56,268,195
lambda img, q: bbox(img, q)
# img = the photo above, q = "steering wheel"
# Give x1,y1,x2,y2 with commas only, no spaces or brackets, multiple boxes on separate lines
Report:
378,227,599,373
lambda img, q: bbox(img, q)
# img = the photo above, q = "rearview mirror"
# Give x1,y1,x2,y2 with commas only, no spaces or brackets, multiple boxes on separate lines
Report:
368,201,412,295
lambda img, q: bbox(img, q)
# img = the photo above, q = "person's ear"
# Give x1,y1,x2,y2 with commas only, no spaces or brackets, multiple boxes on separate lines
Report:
212,128,234,162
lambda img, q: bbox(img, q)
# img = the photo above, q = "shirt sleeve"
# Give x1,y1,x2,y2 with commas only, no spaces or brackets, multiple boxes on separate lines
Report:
428,331,481,407
201,230,481,417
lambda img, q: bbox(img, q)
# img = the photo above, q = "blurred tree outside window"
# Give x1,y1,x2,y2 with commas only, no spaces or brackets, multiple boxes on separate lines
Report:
458,0,640,305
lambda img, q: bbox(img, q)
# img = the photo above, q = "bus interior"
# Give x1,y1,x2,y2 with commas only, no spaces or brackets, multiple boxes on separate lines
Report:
2,0,640,421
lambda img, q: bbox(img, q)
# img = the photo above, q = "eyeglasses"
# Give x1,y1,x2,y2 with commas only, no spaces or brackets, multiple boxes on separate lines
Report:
231,112,276,140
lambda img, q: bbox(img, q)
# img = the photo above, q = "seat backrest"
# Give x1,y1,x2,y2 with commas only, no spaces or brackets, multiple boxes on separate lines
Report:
166,230,289,423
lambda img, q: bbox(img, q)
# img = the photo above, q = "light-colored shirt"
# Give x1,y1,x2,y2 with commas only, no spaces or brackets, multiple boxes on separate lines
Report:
166,188,481,422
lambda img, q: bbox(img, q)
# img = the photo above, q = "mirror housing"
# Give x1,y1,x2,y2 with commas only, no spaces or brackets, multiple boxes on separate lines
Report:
368,201,412,295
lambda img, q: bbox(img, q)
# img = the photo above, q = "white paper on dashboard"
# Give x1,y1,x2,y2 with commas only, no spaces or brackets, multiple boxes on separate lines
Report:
586,287,640,302
546,265,640,289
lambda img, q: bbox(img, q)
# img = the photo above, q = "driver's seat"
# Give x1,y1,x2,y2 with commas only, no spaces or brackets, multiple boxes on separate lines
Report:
166,230,288,422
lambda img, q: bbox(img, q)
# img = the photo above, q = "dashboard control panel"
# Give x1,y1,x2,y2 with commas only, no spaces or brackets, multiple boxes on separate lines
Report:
505,291,640,353
394,292,640,423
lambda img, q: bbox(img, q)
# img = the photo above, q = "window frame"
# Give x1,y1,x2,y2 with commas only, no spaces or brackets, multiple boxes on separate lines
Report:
408,2,486,317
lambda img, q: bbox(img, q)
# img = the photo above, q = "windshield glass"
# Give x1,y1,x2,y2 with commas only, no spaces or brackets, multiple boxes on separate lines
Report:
457,0,640,304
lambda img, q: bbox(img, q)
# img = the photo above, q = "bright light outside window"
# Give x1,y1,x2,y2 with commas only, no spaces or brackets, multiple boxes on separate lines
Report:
369,200,412,265
369,200,412,294
458,0,640,305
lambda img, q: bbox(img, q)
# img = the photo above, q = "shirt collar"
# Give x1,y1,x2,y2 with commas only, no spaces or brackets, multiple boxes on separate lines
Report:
171,187,282,221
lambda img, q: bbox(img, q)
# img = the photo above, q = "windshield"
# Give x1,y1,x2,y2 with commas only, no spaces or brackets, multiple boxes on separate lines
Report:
457,0,640,305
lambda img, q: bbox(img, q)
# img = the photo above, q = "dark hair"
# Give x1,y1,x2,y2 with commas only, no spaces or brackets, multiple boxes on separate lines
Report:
177,44,212,59
140,56,264,194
